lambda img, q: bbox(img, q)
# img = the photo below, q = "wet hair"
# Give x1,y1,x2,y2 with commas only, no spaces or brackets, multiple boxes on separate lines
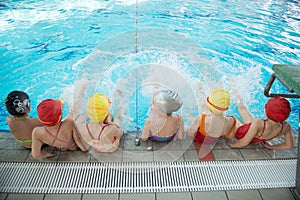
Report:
5,91,31,116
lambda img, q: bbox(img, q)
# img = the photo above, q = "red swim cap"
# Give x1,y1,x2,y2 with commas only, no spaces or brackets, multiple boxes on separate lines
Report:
264,97,291,123
37,99,63,126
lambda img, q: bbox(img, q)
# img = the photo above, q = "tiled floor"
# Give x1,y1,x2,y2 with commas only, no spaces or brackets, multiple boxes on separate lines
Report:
0,131,299,200
0,189,297,200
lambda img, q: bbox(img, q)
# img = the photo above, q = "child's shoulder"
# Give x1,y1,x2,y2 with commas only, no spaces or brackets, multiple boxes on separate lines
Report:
6,116,14,123
32,126,44,134
62,118,76,126
282,121,292,129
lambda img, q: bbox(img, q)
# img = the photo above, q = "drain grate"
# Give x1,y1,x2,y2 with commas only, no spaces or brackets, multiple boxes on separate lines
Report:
0,160,296,193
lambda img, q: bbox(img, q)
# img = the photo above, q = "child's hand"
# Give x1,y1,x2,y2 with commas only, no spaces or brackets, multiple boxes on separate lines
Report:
262,141,273,149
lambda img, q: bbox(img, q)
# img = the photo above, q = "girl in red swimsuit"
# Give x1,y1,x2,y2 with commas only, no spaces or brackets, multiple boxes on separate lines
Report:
229,94,293,150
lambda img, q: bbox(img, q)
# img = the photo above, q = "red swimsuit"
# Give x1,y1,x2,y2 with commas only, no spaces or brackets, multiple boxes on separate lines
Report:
235,119,283,142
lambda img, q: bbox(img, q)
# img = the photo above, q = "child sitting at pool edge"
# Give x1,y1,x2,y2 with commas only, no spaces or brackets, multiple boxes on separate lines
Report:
187,87,240,144
5,91,42,148
141,89,184,142
70,78,124,153
31,99,87,159
229,91,294,150
75,93,124,153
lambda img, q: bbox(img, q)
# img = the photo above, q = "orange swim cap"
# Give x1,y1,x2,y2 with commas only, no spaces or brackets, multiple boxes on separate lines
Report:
37,99,63,126
265,97,291,122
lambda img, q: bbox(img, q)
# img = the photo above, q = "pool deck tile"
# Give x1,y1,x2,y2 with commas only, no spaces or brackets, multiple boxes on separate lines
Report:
82,194,119,200
156,192,192,200
0,131,298,199
259,188,296,200
226,190,262,200
44,194,82,200
120,193,156,200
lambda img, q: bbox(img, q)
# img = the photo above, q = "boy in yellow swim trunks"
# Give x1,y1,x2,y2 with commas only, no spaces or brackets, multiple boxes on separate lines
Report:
5,91,42,148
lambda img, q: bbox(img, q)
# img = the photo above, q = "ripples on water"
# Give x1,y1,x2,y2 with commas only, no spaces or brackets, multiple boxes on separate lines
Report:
0,0,299,131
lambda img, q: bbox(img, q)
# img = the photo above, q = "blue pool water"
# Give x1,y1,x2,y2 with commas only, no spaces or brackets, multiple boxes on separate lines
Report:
0,0,299,132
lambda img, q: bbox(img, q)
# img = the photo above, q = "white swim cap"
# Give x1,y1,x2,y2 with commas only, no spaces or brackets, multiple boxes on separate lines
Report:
153,90,183,115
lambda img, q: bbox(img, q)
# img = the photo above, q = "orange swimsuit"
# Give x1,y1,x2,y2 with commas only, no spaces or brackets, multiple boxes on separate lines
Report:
194,114,236,143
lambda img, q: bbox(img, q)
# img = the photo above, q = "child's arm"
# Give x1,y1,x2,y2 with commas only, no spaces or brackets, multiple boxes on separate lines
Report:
89,139,120,152
88,128,123,152
186,116,201,137
66,78,88,121
6,117,15,134
141,118,151,141
31,128,55,159
104,113,113,124
229,118,262,148
263,123,294,150
72,125,88,152
177,115,185,140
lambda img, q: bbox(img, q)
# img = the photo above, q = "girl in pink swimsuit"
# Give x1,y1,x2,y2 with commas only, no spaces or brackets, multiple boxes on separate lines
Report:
75,93,123,153
31,99,87,159
229,94,294,150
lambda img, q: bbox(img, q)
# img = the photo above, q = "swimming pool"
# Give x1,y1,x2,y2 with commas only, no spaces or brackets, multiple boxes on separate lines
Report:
0,0,299,132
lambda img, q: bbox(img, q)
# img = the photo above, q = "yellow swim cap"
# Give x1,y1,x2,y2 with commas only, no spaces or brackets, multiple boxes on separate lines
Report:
206,88,230,114
87,94,111,122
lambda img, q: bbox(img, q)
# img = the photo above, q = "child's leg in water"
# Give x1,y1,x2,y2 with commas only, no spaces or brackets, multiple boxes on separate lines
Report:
231,80,254,124
114,89,123,129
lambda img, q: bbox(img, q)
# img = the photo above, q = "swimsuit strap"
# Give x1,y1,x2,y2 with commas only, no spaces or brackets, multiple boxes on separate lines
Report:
85,123,95,140
44,122,69,147
257,120,284,141
265,123,284,141
223,116,237,136
256,119,266,138
199,114,207,136
175,114,180,133
98,124,110,140
153,113,167,136
14,116,31,120
15,139,32,143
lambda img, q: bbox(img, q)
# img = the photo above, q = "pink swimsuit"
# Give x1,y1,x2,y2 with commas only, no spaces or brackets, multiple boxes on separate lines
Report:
44,122,77,151
86,123,118,142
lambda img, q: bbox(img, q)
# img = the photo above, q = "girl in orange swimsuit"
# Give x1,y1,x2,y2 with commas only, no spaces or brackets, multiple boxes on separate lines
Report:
230,96,293,150
187,88,239,144
31,99,87,159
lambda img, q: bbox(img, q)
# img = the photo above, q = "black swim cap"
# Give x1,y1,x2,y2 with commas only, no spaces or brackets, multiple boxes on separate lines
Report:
5,91,31,116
